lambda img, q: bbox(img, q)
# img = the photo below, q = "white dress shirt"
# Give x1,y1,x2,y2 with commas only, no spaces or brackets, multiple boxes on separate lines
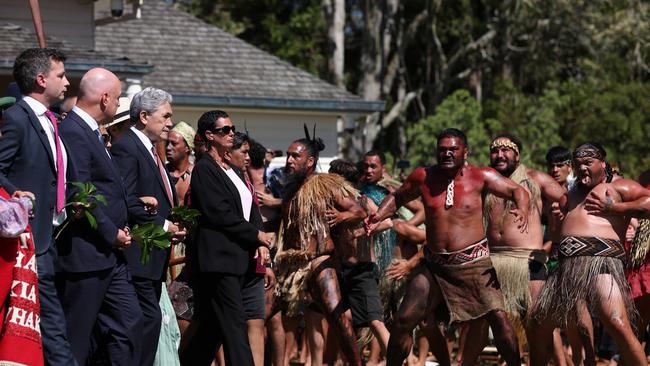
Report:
22,96,68,225
130,127,173,230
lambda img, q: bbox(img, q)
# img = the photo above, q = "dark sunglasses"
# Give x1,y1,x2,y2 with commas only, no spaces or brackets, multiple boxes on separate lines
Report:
211,125,236,135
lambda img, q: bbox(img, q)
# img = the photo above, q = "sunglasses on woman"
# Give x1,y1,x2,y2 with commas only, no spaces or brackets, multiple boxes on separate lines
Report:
211,125,236,135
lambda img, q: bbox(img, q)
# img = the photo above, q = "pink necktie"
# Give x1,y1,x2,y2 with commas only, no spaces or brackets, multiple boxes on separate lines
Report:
151,147,174,206
44,111,65,213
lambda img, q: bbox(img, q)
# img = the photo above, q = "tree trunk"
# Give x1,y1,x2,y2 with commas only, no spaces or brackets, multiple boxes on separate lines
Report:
322,0,345,87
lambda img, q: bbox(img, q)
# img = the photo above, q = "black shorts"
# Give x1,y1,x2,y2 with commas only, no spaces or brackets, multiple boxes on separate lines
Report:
339,262,383,328
529,259,548,281
242,272,265,320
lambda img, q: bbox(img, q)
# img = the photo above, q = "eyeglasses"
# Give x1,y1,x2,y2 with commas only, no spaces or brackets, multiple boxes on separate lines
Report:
210,125,236,135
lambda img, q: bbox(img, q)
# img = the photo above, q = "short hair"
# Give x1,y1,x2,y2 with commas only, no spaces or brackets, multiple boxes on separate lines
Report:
329,159,359,183
364,150,386,165
545,146,572,164
492,133,523,154
232,131,250,150
130,87,172,123
13,48,67,94
249,139,267,169
197,110,229,141
437,128,468,147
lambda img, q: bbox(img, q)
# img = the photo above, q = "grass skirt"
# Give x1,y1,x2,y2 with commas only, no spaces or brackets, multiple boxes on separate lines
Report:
532,255,635,327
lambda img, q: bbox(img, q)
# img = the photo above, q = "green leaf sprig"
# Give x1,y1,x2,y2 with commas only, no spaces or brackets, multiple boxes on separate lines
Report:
170,206,201,230
130,223,172,265
55,182,107,240
67,182,108,229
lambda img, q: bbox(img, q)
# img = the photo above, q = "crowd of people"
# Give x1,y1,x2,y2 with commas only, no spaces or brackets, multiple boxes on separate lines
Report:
0,47,649,366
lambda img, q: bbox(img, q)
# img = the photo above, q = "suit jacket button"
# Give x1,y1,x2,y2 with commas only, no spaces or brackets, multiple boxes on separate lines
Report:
51,181,56,187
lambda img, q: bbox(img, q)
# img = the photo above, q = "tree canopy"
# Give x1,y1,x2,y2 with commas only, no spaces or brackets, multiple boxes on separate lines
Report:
180,0,650,178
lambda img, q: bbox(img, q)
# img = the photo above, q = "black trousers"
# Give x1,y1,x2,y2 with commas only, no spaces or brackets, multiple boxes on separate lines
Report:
57,262,143,366
181,273,254,366
39,245,78,366
131,277,163,366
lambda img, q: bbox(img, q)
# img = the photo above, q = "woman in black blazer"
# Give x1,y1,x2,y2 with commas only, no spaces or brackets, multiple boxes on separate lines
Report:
181,110,273,366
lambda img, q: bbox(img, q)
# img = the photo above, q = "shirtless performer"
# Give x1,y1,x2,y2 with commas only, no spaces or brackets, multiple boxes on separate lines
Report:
461,134,565,364
328,159,391,362
529,142,650,366
367,128,530,366
274,132,365,366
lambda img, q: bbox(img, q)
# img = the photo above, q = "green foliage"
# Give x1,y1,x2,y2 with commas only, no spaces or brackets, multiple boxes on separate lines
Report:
171,206,202,229
407,90,501,167
178,1,650,178
131,223,172,265
67,182,107,230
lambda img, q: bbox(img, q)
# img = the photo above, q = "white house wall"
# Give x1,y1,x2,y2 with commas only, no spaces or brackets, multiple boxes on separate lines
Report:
172,106,340,159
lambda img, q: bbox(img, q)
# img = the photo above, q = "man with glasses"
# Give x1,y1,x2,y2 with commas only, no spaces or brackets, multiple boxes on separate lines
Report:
111,87,186,365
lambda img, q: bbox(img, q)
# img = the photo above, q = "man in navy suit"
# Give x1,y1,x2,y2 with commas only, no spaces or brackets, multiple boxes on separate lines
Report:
57,68,143,365
111,87,185,365
0,48,77,365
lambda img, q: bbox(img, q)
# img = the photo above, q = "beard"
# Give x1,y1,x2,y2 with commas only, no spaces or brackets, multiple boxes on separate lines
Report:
282,167,309,202
492,159,518,177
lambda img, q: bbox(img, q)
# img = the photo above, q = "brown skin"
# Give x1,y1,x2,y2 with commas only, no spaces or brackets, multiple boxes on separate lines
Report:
166,131,193,206
362,154,384,184
367,136,529,366
542,158,591,366
279,141,364,366
463,139,566,365
529,155,650,366
548,160,573,186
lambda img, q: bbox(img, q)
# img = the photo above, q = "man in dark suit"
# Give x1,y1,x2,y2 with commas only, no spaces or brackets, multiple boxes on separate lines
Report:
111,87,185,366
57,68,143,365
0,48,77,365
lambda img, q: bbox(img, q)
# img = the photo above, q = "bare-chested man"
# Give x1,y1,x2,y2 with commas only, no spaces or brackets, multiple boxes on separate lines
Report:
461,134,565,364
530,142,650,366
367,128,530,366
328,159,392,365
274,136,365,366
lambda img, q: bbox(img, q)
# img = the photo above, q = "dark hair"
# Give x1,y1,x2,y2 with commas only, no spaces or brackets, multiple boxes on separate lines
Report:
492,133,523,153
232,131,249,150
197,110,229,141
364,150,386,165
545,146,572,164
329,159,359,183
248,139,267,169
437,128,468,147
13,48,67,94
292,137,325,161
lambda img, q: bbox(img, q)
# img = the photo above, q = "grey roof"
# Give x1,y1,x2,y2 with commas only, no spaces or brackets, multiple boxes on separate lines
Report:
0,23,152,76
95,1,383,113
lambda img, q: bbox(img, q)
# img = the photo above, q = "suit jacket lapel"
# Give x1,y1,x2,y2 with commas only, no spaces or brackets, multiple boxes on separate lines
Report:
128,130,172,206
70,112,121,179
209,155,244,217
20,100,55,170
